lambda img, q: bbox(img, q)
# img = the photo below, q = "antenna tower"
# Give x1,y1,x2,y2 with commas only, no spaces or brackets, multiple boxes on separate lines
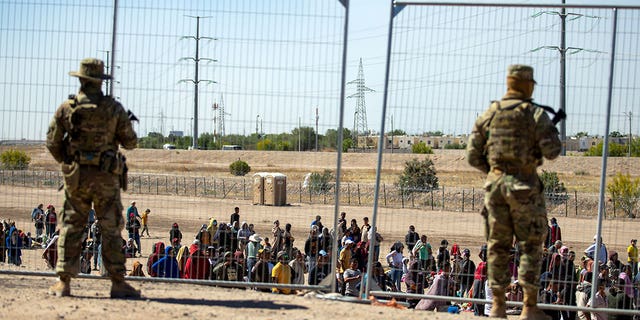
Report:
347,58,374,148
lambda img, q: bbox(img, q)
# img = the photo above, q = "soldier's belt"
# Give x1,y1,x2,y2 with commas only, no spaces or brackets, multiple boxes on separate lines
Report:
76,151,101,166
491,166,535,176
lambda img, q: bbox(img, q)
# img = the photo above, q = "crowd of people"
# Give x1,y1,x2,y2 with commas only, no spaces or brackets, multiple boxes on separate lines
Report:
117,206,640,318
1,203,639,317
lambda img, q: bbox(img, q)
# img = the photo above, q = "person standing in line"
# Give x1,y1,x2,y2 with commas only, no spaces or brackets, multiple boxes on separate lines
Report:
271,251,292,294
31,204,44,222
140,208,150,237
90,219,101,270
34,207,45,241
360,217,371,243
404,225,420,254
45,205,57,238
627,239,637,278
126,214,141,257
46,58,140,298
169,223,182,245
386,242,405,292
125,201,140,225
467,64,561,318
230,207,240,225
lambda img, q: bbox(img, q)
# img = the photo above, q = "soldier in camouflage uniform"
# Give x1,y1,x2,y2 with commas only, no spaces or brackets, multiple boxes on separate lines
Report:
46,58,140,298
467,65,561,319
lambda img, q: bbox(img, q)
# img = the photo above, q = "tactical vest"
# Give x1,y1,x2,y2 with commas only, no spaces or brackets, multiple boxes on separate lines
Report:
66,96,119,166
486,100,537,173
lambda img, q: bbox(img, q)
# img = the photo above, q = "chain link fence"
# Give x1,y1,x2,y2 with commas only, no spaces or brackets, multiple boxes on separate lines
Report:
1,169,634,218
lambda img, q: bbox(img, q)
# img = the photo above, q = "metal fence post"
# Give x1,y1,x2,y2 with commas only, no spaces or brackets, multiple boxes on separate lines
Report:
383,183,387,207
472,187,475,211
462,189,465,212
431,189,434,210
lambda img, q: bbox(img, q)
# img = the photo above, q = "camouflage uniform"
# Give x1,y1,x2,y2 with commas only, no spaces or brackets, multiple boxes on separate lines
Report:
46,58,138,297
467,65,561,319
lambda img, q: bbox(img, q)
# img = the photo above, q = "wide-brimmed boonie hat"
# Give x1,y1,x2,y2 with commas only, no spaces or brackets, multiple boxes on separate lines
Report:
69,58,111,82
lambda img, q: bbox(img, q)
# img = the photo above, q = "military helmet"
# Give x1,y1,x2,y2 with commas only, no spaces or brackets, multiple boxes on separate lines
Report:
69,58,111,82
507,64,536,84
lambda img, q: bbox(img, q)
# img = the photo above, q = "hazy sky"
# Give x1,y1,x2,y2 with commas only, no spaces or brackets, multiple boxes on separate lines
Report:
0,0,638,141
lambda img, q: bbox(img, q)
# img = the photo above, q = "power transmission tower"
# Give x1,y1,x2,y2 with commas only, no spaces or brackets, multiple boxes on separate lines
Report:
179,15,217,149
531,3,601,155
213,94,231,143
347,58,374,149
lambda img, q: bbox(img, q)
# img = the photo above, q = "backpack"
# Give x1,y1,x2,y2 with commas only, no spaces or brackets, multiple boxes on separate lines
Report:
66,96,120,161
487,100,536,169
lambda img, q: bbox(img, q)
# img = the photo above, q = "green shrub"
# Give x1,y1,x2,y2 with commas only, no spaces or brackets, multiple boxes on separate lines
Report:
229,159,251,176
306,170,335,194
607,173,640,218
540,170,568,204
540,170,566,193
256,139,274,151
396,157,438,194
411,142,433,154
443,142,465,149
584,141,628,157
0,149,31,170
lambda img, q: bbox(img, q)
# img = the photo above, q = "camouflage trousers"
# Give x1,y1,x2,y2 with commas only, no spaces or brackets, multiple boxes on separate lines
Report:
56,165,126,280
484,173,548,293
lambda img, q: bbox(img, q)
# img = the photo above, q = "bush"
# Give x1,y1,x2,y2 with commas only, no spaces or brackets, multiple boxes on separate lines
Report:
584,141,628,157
607,173,640,218
0,149,31,170
256,139,274,151
229,159,251,176
396,157,438,194
306,170,335,194
412,142,433,154
540,170,568,204
443,143,465,150
540,170,566,194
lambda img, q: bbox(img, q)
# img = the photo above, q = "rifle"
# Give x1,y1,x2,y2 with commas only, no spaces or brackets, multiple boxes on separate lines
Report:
531,102,566,125
127,110,139,122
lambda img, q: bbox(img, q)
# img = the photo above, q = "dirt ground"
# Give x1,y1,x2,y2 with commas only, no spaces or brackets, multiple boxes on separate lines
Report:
1,146,639,319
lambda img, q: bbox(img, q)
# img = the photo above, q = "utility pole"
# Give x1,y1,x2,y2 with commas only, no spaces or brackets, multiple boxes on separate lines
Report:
390,114,394,154
179,15,217,150
98,50,111,95
624,111,633,157
298,117,301,152
531,5,601,155
256,115,260,136
315,107,319,152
